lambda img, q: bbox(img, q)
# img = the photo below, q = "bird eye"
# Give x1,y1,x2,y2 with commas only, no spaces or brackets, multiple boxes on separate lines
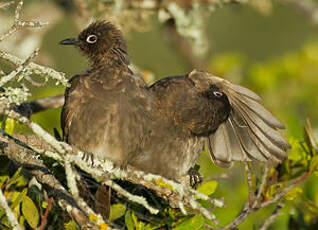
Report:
86,35,97,44
213,91,223,97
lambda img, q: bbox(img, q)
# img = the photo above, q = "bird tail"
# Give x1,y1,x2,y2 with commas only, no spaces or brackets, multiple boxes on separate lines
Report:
204,72,290,167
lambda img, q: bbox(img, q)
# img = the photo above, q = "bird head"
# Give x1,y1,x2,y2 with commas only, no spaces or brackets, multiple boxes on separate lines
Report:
188,70,290,167
60,20,129,67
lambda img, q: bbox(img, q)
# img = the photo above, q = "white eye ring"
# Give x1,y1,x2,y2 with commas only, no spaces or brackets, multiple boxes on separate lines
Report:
213,91,223,97
86,34,97,44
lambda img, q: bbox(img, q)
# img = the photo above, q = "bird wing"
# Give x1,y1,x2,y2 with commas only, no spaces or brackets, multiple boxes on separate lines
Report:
189,70,290,167
61,74,85,142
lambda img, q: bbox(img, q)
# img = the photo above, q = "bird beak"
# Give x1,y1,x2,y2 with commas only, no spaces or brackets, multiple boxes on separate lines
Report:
59,38,80,46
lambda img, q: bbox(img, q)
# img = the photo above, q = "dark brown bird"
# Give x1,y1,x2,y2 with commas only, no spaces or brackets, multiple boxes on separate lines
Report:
60,21,290,184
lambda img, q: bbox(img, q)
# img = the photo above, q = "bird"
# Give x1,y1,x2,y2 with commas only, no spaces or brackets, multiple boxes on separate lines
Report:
59,20,290,186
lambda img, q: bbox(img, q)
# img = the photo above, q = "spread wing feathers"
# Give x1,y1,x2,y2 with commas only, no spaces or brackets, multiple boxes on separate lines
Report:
190,70,291,167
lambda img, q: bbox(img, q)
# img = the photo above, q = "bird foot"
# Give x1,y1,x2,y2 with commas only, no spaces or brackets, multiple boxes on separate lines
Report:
188,166,203,189
82,152,95,166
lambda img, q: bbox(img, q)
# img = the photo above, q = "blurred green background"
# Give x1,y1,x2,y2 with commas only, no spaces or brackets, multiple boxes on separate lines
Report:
1,0,318,229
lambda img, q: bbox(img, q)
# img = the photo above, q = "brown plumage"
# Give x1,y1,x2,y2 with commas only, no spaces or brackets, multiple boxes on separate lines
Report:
60,20,290,182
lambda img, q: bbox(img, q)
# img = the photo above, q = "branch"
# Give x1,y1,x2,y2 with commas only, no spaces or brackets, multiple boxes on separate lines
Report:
0,50,69,86
39,197,53,230
126,0,246,11
255,163,270,206
214,166,310,230
103,179,159,214
65,161,80,198
0,48,39,86
70,152,222,221
0,1,14,10
0,0,67,88
260,171,311,209
0,101,223,223
0,0,48,42
70,159,160,215
15,95,65,118
244,162,255,207
1,135,110,230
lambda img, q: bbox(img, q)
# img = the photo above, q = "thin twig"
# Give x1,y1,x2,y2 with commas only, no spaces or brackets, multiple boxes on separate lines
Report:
0,49,39,86
72,161,160,215
217,171,311,230
0,50,68,86
104,180,159,214
39,197,53,230
16,94,65,118
0,0,48,42
244,162,255,207
65,161,80,198
14,0,23,21
24,74,46,86
260,171,311,208
0,1,14,9
254,163,269,207
259,202,284,230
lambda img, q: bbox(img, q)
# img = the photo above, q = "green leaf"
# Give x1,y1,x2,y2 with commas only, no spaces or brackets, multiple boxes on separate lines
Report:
123,211,148,230
265,183,283,200
42,201,48,209
10,188,27,210
287,138,306,163
131,211,138,226
64,220,79,230
19,215,25,229
0,117,15,135
310,155,318,173
197,180,218,196
0,175,8,187
284,187,303,201
13,203,20,223
109,203,126,221
21,196,39,228
125,211,135,230
5,118,15,135
7,168,27,188
173,215,204,230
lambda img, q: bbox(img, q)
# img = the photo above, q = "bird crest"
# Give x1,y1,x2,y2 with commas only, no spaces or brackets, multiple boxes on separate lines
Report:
60,20,129,68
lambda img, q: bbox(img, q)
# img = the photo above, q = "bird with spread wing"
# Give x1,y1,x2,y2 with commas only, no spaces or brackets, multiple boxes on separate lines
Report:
60,21,290,186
